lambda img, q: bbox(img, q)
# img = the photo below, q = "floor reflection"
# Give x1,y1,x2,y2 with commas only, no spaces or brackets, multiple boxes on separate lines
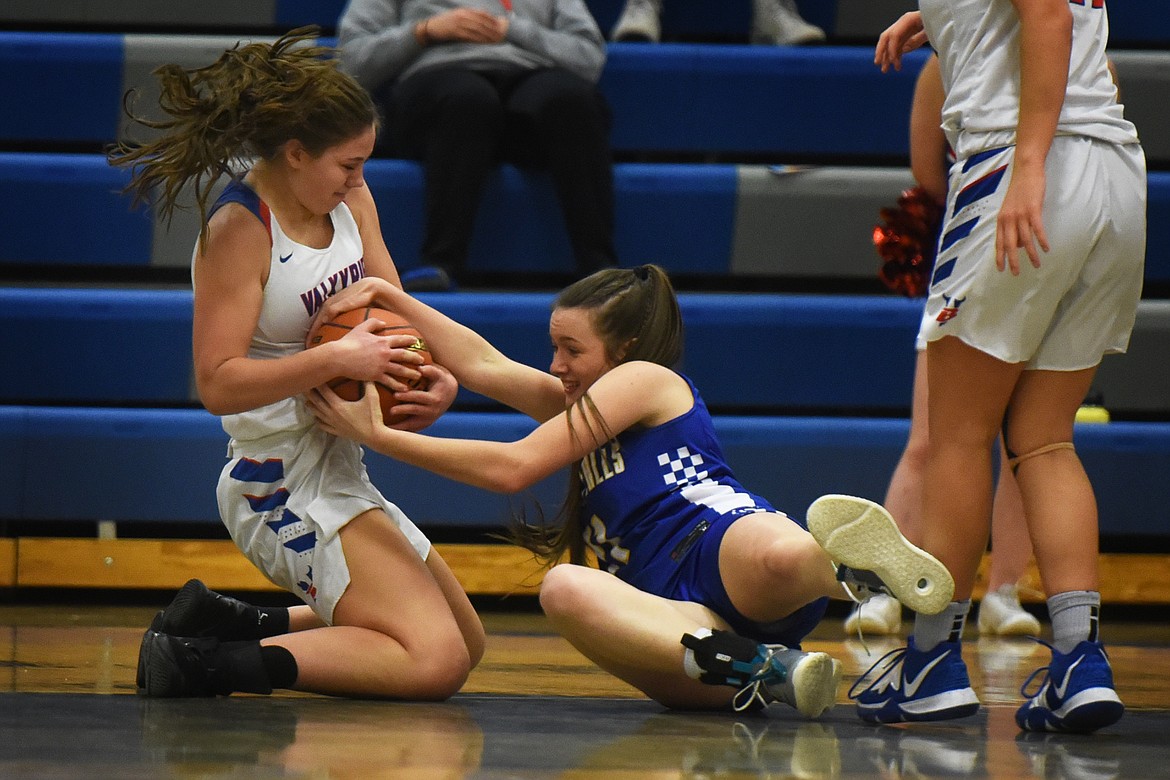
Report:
0,605,1167,779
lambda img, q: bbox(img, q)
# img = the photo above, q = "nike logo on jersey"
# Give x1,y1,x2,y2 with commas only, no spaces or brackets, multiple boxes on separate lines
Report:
279,253,293,264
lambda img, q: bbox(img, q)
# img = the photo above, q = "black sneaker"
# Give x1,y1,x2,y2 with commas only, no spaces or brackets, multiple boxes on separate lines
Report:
155,579,280,638
138,631,223,698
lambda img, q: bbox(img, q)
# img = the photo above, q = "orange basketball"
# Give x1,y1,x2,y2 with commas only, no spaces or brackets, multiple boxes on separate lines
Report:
309,306,432,421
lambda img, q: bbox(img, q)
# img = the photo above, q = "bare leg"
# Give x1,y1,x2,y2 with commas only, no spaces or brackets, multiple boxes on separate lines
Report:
718,511,843,618
922,336,1023,599
539,563,737,709
266,508,482,699
540,512,845,710
1006,367,1100,596
884,349,930,544
988,439,1035,592
287,606,326,632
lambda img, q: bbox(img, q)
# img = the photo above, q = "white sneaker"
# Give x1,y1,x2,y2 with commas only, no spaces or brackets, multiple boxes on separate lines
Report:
751,0,826,46
611,0,662,42
762,646,842,719
977,584,1041,636
844,593,903,636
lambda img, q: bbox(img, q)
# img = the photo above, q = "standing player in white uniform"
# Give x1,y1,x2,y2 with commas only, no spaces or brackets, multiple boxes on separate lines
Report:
852,0,1145,733
109,30,485,699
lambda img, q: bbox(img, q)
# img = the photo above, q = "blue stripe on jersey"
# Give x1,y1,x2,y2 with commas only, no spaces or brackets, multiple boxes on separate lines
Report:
952,164,1008,216
932,256,958,286
939,215,980,254
961,146,1010,173
283,531,317,554
243,488,290,513
229,457,284,483
208,178,272,241
265,508,301,534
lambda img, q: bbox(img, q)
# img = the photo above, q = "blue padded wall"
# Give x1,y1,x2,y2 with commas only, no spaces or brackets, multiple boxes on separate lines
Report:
4,407,1167,539
0,288,194,404
0,153,150,266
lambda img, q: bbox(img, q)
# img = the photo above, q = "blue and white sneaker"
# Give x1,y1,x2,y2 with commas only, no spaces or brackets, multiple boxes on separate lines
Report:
1015,640,1124,734
848,637,980,724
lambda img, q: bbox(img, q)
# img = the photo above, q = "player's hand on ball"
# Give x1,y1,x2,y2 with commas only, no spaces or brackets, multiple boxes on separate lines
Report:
308,382,385,444
385,364,458,432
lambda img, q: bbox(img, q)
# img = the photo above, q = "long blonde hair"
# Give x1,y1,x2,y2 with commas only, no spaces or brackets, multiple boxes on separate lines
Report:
507,265,685,567
107,27,378,236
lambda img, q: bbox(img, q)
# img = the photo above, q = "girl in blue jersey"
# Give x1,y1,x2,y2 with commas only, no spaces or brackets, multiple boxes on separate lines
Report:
308,264,954,717
109,30,485,700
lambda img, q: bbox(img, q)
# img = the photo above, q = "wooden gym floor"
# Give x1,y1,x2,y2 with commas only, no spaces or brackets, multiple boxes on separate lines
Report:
1,598,1169,779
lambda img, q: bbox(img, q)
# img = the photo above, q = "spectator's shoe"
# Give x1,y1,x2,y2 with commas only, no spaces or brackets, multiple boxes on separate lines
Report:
844,593,903,636
849,637,980,723
978,584,1042,636
611,0,662,42
1016,640,1124,734
806,494,954,615
401,265,455,292
682,629,841,718
751,0,826,46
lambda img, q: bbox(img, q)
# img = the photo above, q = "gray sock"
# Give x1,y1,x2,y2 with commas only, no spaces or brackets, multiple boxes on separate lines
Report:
1048,590,1100,654
913,600,971,651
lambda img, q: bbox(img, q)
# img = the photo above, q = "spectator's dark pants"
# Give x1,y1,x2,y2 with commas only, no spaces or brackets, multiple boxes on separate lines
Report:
379,65,617,278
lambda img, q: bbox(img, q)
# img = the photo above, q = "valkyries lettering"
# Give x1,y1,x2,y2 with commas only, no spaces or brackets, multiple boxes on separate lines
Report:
299,259,367,316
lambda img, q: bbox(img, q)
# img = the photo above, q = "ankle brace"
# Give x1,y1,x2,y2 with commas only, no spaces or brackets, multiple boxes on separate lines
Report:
681,629,771,688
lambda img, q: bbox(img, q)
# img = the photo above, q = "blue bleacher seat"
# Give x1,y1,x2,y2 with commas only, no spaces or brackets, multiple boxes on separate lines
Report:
3,404,1166,538
3,287,1168,416
4,154,1169,288
0,287,921,411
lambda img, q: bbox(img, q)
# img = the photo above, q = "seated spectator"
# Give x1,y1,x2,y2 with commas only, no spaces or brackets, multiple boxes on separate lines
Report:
338,0,618,291
611,0,824,46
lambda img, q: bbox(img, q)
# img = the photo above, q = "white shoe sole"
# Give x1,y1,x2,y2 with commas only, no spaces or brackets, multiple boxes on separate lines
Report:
791,653,842,719
807,494,955,615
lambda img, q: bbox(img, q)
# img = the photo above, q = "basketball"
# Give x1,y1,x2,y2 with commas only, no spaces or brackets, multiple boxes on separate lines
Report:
308,306,432,421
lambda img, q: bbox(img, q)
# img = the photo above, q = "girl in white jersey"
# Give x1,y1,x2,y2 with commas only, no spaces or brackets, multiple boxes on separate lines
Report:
854,0,1145,733
306,264,956,718
109,30,485,699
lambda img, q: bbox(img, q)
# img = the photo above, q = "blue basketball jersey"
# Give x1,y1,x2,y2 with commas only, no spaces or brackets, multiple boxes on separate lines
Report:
579,374,778,597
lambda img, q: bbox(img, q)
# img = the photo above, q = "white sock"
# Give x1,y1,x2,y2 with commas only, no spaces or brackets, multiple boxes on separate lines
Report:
681,627,713,680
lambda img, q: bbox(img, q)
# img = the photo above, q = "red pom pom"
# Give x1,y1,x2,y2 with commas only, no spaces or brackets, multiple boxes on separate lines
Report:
873,186,945,298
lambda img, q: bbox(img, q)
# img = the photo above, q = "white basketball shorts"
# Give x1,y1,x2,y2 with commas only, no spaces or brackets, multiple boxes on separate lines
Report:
917,135,1146,369
217,426,431,624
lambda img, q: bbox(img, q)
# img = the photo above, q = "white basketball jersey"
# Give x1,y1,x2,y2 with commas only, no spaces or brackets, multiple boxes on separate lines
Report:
194,179,369,442
920,0,1139,159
